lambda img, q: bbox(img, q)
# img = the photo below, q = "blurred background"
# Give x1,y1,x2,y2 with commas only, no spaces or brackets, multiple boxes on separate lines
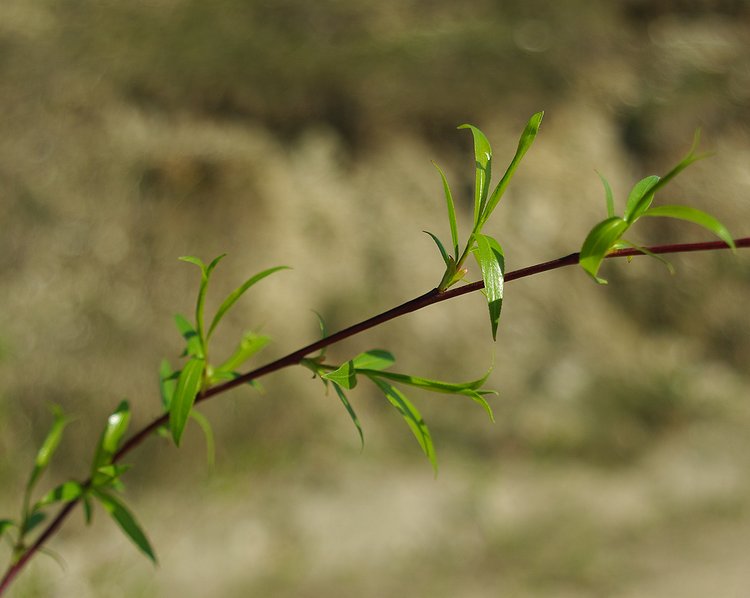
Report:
1,1,749,596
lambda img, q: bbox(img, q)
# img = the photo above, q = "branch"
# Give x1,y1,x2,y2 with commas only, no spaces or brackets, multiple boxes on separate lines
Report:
1,236,747,594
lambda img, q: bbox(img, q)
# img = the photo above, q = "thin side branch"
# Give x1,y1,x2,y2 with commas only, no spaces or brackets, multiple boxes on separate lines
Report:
1,236,747,594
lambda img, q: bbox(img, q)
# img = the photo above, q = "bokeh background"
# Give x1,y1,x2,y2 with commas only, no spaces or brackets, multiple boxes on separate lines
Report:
2,1,750,596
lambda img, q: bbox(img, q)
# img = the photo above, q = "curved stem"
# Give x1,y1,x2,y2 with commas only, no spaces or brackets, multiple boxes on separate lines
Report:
2,236,747,594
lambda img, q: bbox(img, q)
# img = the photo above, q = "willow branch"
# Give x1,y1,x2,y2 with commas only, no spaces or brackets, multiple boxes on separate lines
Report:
1,236,747,594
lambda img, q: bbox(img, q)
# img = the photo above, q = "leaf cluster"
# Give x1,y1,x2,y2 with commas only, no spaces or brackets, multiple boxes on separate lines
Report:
427,112,543,339
579,134,735,283
302,349,496,473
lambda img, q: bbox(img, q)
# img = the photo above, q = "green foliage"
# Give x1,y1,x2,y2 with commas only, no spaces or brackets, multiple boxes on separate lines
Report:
303,349,495,472
580,135,735,283
165,256,288,446
428,113,543,339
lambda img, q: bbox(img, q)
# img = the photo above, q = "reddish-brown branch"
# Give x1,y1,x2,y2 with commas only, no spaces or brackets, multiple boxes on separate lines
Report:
1,236,747,594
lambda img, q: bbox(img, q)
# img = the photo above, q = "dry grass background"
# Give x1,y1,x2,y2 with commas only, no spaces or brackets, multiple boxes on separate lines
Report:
1,1,750,596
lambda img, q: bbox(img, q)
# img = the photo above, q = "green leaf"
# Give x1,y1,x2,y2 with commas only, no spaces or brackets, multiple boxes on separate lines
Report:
432,161,460,257
169,357,206,446
27,405,69,497
331,382,364,449
92,464,132,489
479,111,543,227
21,511,46,535
93,488,157,563
351,349,395,371
179,254,226,355
624,175,660,223
647,131,707,197
360,369,490,394
457,389,496,422
579,216,631,284
36,481,85,508
457,124,493,227
92,401,131,474
82,495,93,525
424,231,452,267
213,332,270,377
641,205,736,250
473,233,505,340
0,519,15,538
597,171,615,218
207,265,289,341
370,378,436,473
189,410,215,469
174,314,203,358
322,360,357,390
159,360,178,409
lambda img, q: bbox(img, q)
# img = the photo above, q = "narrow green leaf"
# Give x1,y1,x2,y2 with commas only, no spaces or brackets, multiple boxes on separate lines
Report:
93,489,157,563
617,238,676,275
213,332,270,376
647,131,707,197
457,124,493,227
179,253,226,355
424,231,452,267
597,171,615,218
207,265,289,341
189,410,215,469
474,233,505,340
370,378,436,473
322,360,357,390
92,401,131,474
174,314,203,358
331,382,364,449
169,357,206,446
458,389,496,422
641,205,736,250
27,405,69,496
360,369,490,394
432,161,460,257
579,216,631,284
22,511,46,535
624,175,660,223
159,360,178,409
352,349,395,371
82,495,93,525
36,481,85,508
479,111,543,227
0,519,15,538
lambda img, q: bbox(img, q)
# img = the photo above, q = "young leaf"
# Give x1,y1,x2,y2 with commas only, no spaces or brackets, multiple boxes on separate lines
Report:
93,464,132,487
206,265,289,341
640,205,736,250
424,230,452,267
624,175,660,223
432,161,460,257
173,314,203,358
322,360,358,390
579,216,631,284
213,332,270,377
597,171,615,218
27,405,69,497
36,481,85,509
473,233,505,340
0,519,15,538
82,495,93,525
21,511,46,535
331,382,364,449
189,410,215,469
360,369,490,394
457,124,493,227
479,111,543,227
370,378,436,473
159,360,178,409
92,488,157,563
351,349,395,371
92,401,131,474
179,253,226,354
647,131,707,198
169,357,206,446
